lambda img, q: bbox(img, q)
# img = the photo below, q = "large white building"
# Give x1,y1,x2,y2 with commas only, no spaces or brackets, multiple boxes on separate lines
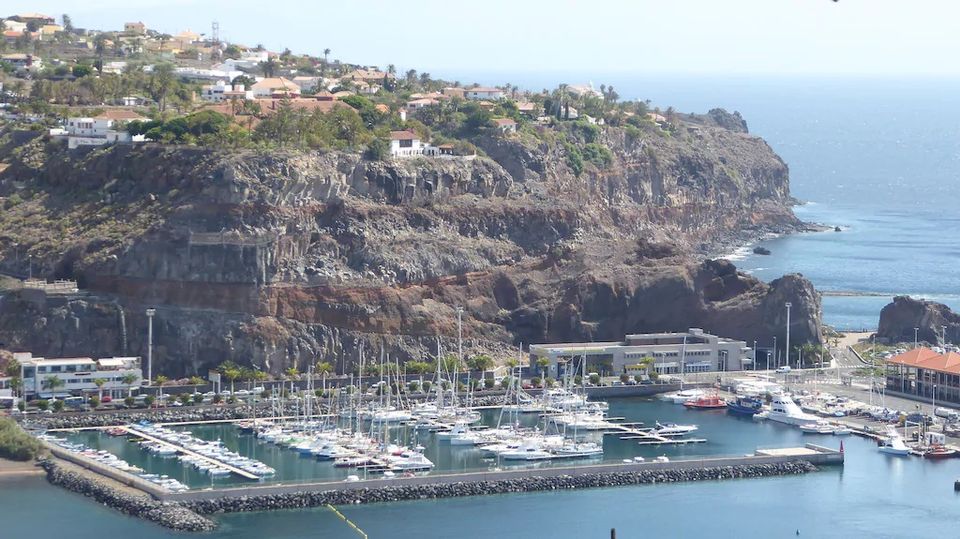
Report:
17,353,143,399
529,328,752,378
63,110,147,148
465,87,504,100
200,81,254,102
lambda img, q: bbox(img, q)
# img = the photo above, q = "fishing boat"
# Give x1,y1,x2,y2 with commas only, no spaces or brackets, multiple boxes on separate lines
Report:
832,426,852,436
683,395,727,409
923,445,959,459
766,395,820,426
878,426,911,456
726,396,763,416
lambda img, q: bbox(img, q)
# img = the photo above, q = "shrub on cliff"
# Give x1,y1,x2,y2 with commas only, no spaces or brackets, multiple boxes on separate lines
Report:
0,417,41,461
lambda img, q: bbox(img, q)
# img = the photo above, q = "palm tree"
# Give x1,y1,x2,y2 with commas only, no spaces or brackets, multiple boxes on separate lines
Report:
536,357,550,381
323,48,330,64
120,373,138,397
315,362,333,391
42,375,64,396
154,375,168,405
285,367,300,394
93,378,107,400
222,367,241,394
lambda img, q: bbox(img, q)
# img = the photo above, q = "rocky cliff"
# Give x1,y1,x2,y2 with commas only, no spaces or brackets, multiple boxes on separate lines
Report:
0,117,822,376
877,296,960,345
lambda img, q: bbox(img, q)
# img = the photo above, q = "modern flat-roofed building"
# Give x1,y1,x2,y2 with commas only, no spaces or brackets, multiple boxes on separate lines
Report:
529,328,751,378
885,347,960,405
16,353,142,399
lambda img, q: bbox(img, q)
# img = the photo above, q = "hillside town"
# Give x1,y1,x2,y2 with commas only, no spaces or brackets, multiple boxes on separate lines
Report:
0,12,677,162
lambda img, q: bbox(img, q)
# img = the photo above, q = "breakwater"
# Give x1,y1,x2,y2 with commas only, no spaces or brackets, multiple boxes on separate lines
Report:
39,459,215,532
182,461,817,515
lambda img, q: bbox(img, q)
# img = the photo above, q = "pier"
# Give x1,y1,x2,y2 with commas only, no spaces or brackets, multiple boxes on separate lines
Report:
121,425,260,480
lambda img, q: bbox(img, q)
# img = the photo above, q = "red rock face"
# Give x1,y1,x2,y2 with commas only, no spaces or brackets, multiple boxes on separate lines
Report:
0,123,820,376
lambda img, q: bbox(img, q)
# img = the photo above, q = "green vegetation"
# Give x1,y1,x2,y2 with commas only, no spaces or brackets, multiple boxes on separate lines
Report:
0,418,42,461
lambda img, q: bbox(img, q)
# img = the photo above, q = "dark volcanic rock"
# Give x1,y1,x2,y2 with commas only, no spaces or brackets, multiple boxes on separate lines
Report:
878,296,960,344
753,246,771,255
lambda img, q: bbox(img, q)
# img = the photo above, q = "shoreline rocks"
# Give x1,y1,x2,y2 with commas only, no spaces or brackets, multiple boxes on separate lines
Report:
184,461,817,516
39,459,216,532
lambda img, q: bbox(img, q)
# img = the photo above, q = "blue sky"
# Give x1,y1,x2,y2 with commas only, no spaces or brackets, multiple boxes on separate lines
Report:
6,0,960,77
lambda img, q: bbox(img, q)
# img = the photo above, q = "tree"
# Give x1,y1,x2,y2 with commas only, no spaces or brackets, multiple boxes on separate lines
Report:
188,375,205,386
536,357,550,379
231,74,255,89
149,63,176,112
365,138,390,161
89,396,100,409
315,361,333,391
259,58,279,78
285,367,300,393
72,64,92,78
42,375,64,395
468,354,494,373
36,400,49,411
93,378,107,400
222,367,241,394
62,14,74,33
120,373,138,397
52,399,65,413
154,375,168,404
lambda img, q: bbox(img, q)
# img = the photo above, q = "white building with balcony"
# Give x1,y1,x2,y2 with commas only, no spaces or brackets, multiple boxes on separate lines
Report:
200,80,254,102
16,353,143,399
63,110,147,148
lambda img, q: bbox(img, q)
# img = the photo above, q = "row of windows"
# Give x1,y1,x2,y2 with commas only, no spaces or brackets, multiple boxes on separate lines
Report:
624,350,713,359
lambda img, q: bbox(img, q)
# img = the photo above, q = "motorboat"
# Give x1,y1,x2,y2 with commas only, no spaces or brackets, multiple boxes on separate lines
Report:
654,455,670,463
653,422,698,436
683,395,727,409
766,395,820,426
726,396,763,416
552,442,603,459
799,421,837,435
660,389,706,404
923,445,958,459
501,442,555,461
878,426,911,456
832,427,852,436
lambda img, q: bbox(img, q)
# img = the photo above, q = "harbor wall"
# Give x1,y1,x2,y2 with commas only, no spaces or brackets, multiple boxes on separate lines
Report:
178,460,822,516
43,441,169,498
167,448,842,504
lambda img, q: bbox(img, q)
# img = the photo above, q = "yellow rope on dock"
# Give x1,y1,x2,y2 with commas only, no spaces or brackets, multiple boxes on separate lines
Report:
326,504,368,538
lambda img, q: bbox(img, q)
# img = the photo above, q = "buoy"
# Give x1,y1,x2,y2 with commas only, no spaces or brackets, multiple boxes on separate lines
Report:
840,440,844,454
954,479,960,492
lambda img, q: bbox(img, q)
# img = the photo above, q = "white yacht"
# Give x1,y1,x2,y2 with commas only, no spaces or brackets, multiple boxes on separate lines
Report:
766,395,820,426
799,421,836,434
501,441,554,461
653,422,698,436
659,389,706,404
878,426,911,456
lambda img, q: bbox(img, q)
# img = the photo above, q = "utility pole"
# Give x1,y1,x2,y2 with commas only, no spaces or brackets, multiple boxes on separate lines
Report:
785,302,792,370
146,308,156,385
914,327,920,349
457,306,464,393
773,336,777,370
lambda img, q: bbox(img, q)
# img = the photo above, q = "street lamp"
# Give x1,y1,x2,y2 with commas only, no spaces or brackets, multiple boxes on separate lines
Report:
753,340,757,372
773,336,777,370
785,302,792,370
914,327,919,349
146,308,156,385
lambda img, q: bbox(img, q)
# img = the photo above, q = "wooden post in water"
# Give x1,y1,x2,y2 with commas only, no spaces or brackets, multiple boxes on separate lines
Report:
610,528,616,539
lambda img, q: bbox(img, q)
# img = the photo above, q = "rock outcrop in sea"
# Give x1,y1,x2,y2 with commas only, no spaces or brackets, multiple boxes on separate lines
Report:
0,115,822,375
878,295,960,344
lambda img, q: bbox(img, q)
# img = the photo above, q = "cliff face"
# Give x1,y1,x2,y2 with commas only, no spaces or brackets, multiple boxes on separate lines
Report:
878,296,960,344
0,119,821,376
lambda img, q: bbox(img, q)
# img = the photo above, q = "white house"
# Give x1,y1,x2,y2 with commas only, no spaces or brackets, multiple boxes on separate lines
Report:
16,352,143,399
174,66,241,82
251,77,301,98
406,97,439,110
465,87,504,100
292,76,322,92
492,118,517,133
201,80,253,102
64,110,146,149
1,53,42,73
390,130,427,157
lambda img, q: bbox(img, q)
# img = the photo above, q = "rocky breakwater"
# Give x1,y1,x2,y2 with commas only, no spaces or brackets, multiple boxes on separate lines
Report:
39,459,215,532
878,296,960,344
185,462,817,515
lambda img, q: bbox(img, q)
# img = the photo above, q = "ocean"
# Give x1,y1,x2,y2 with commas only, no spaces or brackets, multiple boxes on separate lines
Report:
434,72,960,330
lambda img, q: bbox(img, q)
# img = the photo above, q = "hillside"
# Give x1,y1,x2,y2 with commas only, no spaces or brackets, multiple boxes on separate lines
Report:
0,117,822,376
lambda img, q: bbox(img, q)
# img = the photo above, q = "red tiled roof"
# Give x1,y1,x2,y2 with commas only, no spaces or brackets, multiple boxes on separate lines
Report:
887,347,960,374
390,130,418,140
96,109,147,121
493,118,516,126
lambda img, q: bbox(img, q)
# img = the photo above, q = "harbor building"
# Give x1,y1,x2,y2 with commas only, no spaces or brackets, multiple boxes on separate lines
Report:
16,353,143,399
885,347,960,405
529,328,752,378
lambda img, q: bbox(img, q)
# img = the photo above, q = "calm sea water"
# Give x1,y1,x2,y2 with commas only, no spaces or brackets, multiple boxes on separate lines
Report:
6,398,960,538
